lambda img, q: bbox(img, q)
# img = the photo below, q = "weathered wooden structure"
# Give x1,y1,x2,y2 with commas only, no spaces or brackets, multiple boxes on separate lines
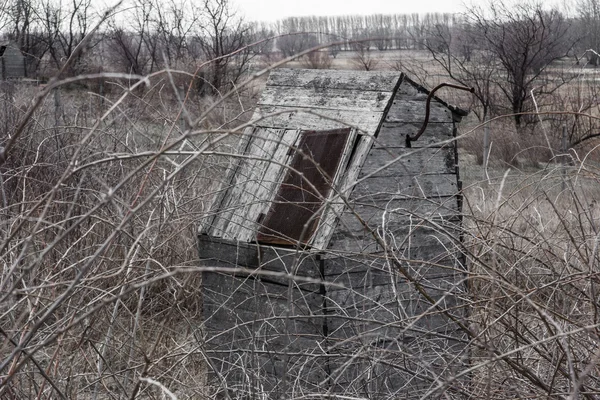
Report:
199,68,469,398
0,41,25,80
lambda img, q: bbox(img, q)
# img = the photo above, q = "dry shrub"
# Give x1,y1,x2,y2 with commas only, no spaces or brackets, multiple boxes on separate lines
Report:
0,71,252,399
462,160,600,398
461,117,560,168
301,50,333,69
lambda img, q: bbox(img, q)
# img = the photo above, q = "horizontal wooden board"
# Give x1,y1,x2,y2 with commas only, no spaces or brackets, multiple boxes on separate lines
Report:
198,236,322,280
375,122,454,148
327,222,462,256
259,86,394,112
323,256,466,281
342,198,460,222
266,68,401,92
251,105,382,134
359,147,456,177
351,174,459,200
325,334,469,394
385,100,453,123
204,351,329,395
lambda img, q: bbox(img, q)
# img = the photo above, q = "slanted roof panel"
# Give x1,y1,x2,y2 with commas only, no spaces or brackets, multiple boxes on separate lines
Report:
266,68,400,92
251,68,401,135
259,86,393,112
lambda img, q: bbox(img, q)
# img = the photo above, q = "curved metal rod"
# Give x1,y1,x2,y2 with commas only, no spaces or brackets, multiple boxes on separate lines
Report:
406,83,475,148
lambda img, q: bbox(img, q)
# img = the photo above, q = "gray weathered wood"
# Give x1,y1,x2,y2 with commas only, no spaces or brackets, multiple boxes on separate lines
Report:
360,147,456,177
198,236,322,284
351,174,459,200
259,86,394,112
221,129,300,241
251,105,383,134
375,122,454,148
385,100,452,123
311,133,374,250
266,68,401,92
198,126,257,235
322,254,462,277
0,42,25,79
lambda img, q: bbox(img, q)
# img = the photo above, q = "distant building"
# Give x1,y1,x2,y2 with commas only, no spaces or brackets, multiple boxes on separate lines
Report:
0,41,26,80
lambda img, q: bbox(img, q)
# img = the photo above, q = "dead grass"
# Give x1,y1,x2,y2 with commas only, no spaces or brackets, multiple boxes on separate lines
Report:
3,46,600,399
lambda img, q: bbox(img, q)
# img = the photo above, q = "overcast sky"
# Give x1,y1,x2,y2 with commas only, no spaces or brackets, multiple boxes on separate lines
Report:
231,0,470,22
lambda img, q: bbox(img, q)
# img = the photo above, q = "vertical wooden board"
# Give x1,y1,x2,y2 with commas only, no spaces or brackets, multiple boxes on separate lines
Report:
210,128,278,237
311,133,375,250
211,128,299,240
226,129,301,241
198,126,256,235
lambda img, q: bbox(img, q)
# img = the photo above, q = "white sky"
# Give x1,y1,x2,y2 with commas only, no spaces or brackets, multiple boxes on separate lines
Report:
232,0,471,22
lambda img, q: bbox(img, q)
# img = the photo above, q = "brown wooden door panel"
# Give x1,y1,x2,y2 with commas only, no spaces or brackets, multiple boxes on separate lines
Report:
257,128,351,246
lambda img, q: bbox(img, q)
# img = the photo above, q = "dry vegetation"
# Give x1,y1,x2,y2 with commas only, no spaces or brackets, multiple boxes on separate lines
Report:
3,0,600,398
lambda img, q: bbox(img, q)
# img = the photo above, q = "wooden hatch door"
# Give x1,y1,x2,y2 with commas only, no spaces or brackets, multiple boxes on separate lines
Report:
256,128,351,246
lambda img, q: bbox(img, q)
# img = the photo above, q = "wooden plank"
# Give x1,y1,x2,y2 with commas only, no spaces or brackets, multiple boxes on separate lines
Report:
327,220,462,256
310,134,374,250
395,78,429,99
351,174,459,200
323,255,465,280
266,68,401,92
385,100,452,123
251,105,382,135
199,126,256,236
375,122,454,148
333,213,462,240
212,128,283,237
202,272,323,333
359,147,456,177
325,335,469,395
224,129,301,241
259,86,394,112
343,198,460,220
198,236,322,285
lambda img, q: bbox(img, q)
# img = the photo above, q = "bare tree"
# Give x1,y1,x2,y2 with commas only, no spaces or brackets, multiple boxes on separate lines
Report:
351,40,379,71
107,0,154,75
419,1,574,127
195,0,252,95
